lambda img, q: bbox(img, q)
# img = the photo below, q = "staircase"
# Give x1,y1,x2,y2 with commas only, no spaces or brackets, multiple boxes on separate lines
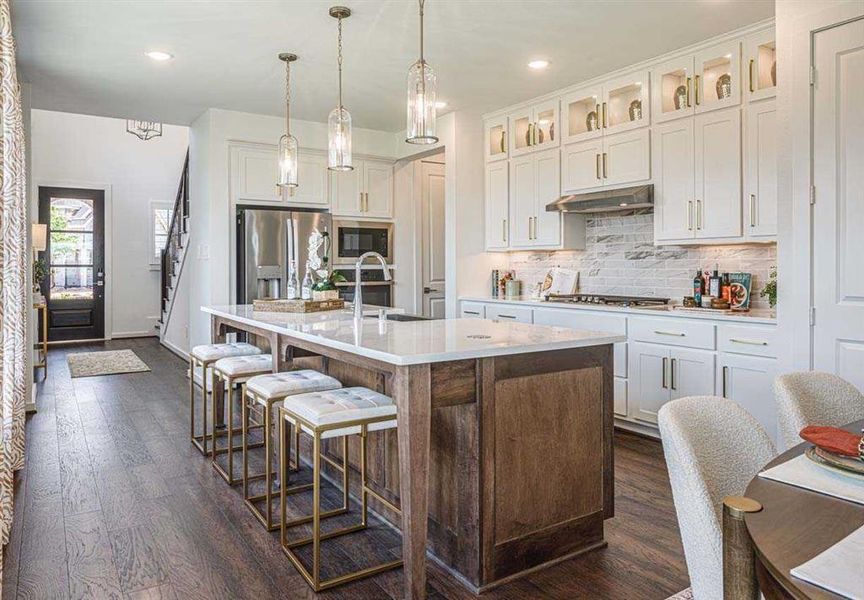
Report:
157,149,189,339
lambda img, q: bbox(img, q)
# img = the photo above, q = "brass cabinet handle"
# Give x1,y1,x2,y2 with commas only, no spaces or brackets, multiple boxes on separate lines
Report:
360,192,364,211
670,358,677,391
662,357,668,389
602,152,608,179
654,330,686,337
749,194,756,227
531,216,536,240
695,74,701,105
688,200,694,231
502,219,507,242
686,77,692,108
596,154,601,180
749,59,755,93
696,199,702,230
722,365,729,398
602,102,608,128
729,338,769,346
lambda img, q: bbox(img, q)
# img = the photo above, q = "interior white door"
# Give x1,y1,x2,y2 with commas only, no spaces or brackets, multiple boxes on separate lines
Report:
695,107,741,239
533,148,562,246
718,353,778,443
508,154,535,247
812,18,864,392
653,118,695,241
420,161,446,318
330,167,361,215
670,347,716,399
561,138,603,193
631,342,671,424
603,128,651,187
363,160,394,218
485,161,509,250
745,100,778,238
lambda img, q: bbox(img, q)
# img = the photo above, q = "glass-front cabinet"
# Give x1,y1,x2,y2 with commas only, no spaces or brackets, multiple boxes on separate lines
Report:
603,71,650,134
561,85,603,145
744,28,776,102
484,114,508,162
508,100,559,157
694,41,740,114
651,55,695,124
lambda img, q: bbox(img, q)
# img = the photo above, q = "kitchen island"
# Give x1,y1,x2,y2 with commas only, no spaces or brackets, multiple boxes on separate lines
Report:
202,305,624,598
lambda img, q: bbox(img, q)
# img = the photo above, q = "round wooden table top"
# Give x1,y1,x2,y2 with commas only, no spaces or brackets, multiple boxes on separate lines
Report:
744,419,864,599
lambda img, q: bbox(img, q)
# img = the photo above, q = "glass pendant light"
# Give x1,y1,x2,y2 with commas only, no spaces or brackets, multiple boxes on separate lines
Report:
328,6,353,171
406,0,438,144
277,53,299,189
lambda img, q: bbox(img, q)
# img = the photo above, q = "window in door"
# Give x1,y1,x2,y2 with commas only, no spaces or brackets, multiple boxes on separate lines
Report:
49,197,95,300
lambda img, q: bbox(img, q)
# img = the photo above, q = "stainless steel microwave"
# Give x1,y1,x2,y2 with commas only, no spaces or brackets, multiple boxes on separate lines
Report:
332,220,394,265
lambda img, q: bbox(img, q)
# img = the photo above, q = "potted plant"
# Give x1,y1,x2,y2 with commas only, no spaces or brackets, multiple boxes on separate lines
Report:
312,270,345,301
761,267,777,309
32,257,47,295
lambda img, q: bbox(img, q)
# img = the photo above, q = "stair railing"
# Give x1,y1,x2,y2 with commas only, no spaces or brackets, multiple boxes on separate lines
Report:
161,149,189,314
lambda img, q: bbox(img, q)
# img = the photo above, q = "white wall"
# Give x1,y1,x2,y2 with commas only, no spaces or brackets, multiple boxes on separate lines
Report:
180,109,399,351
775,0,864,373
30,110,189,338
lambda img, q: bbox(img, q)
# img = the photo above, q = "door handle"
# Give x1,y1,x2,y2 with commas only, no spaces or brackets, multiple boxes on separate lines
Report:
686,77,692,108
696,199,702,230
359,192,364,212
722,365,729,398
502,219,507,242
694,74,701,106
662,357,668,389
688,200,693,231
602,152,608,179
596,154,601,180
95,281,104,287
602,102,607,128
748,59,755,93
670,358,676,391
423,287,439,294
749,194,756,227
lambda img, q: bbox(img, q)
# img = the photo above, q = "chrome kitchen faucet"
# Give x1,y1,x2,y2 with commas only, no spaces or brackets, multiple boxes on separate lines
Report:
353,251,391,320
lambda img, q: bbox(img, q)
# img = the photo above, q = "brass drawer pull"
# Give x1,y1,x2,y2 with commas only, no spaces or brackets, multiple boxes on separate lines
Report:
729,338,769,346
654,330,686,337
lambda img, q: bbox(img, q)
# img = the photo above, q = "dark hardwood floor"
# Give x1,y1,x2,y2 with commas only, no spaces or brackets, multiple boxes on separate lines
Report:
2,338,688,599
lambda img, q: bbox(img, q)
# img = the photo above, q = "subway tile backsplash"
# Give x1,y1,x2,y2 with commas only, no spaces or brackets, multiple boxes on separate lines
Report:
507,212,776,308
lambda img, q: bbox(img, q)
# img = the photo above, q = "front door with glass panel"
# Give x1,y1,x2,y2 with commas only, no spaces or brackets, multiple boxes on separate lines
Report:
38,187,105,341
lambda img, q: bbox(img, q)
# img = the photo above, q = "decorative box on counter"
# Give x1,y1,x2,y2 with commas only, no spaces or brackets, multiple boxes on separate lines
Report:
252,298,345,313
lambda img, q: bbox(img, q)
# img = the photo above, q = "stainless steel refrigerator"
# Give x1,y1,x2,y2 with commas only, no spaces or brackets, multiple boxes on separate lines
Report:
235,206,332,303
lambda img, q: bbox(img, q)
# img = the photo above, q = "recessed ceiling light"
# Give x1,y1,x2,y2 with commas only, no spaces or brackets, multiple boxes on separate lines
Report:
146,51,173,62
435,101,448,109
528,59,549,70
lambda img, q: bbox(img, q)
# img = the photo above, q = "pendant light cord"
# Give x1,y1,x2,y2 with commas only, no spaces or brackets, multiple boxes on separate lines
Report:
337,15,344,112
285,59,291,136
419,0,425,64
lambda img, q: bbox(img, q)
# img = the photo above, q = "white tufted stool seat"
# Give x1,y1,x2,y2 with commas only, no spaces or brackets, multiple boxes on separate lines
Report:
277,386,402,591
189,342,263,456
241,370,342,530
282,387,396,439
213,354,273,381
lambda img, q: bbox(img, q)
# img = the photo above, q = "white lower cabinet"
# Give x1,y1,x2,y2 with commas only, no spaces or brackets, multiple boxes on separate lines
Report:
614,377,628,418
630,342,715,424
460,302,486,319
486,304,533,324
717,352,777,442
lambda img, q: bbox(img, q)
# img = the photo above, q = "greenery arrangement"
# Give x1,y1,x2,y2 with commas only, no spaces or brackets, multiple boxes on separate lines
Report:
32,257,47,293
761,267,777,308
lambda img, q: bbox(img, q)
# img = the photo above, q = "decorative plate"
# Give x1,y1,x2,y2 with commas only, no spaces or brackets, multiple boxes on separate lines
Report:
805,446,864,478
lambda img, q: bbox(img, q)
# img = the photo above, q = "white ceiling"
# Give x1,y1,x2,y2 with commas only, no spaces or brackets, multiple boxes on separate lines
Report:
13,0,773,131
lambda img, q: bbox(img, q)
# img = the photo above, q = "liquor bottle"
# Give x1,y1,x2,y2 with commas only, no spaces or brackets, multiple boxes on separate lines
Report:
721,273,731,302
709,264,721,298
693,270,704,306
301,267,313,300
286,260,299,299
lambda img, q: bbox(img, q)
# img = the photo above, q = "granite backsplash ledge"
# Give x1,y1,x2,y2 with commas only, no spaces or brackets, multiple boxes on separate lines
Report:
507,212,777,309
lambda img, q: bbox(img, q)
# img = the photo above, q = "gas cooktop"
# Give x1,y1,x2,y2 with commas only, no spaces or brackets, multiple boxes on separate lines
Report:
544,294,670,308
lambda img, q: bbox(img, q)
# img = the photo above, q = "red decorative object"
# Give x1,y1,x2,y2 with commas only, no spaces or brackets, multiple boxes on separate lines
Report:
799,425,864,458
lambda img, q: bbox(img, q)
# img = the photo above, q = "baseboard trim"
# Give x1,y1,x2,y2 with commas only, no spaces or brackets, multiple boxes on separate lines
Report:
160,338,190,362
112,331,157,339
614,418,660,439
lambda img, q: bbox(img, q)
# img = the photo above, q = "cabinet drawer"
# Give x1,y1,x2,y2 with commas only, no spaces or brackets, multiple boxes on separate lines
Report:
460,302,486,319
718,324,777,358
487,304,533,324
629,317,716,350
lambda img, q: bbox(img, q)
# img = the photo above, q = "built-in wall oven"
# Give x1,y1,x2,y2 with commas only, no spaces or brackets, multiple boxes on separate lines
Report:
332,220,394,265
333,266,393,308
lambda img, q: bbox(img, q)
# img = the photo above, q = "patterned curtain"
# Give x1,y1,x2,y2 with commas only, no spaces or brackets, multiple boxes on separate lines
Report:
0,0,28,583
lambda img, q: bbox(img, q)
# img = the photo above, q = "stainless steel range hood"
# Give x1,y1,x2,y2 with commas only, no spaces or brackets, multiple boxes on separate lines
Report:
546,184,653,214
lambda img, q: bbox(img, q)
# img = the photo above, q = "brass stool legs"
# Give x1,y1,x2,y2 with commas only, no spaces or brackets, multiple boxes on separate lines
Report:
278,410,402,592
211,372,265,485
189,356,213,455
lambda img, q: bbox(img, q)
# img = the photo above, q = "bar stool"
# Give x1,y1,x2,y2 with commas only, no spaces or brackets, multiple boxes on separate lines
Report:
242,370,342,530
189,342,261,455
211,354,274,485
278,387,402,592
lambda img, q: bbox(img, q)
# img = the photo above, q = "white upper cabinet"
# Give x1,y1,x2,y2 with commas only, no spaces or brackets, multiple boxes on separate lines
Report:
291,152,329,206
508,154,535,247
231,142,330,208
508,148,565,249
330,159,393,219
603,129,651,188
533,149,562,246
561,138,604,192
509,100,560,157
694,41,741,114
695,107,741,239
485,114,508,162
603,70,650,134
744,28,777,102
485,161,509,250
744,100,777,239
654,118,695,241
652,55,696,124
562,85,603,145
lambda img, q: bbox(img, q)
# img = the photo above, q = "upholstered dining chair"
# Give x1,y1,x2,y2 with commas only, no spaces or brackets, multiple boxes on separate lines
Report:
659,396,777,600
774,371,864,451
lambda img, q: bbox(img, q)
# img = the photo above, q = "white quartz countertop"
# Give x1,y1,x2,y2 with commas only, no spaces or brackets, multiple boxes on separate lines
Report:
202,304,625,366
460,295,777,325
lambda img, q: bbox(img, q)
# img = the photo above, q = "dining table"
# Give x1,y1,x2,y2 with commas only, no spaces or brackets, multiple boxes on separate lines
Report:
743,419,864,599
